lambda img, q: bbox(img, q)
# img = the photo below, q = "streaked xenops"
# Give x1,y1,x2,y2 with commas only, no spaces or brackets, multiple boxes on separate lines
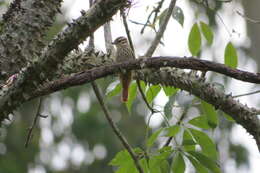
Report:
112,36,135,102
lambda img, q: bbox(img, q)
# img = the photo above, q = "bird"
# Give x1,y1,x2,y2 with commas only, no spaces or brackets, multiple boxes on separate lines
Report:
112,36,135,102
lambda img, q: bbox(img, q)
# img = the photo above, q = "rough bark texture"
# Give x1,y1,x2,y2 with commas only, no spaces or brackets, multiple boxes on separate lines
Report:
138,68,260,151
0,0,62,81
22,53,260,150
58,54,260,84
0,0,259,151
0,0,127,122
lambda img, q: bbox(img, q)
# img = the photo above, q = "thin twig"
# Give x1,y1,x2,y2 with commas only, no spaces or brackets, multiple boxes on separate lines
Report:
152,0,166,26
233,90,260,98
91,82,144,173
140,10,154,34
120,9,135,52
103,2,114,55
129,19,157,33
103,22,114,54
140,0,165,34
236,10,260,24
217,0,233,3
216,12,232,37
87,0,95,49
25,98,43,148
163,105,188,147
129,20,146,26
145,0,177,57
121,9,157,113
136,79,158,113
89,8,143,173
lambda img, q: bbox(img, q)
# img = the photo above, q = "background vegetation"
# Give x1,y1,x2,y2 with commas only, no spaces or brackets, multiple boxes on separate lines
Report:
0,0,259,173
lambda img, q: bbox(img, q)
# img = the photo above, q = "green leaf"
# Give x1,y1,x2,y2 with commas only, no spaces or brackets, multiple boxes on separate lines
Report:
109,150,131,166
163,86,178,96
148,150,171,173
165,125,181,137
149,158,162,173
139,80,147,92
159,146,172,154
149,158,161,173
172,153,186,173
147,128,164,148
188,23,201,56
201,101,218,129
186,155,208,173
126,82,137,112
116,163,136,173
106,82,121,98
164,94,176,118
224,42,238,69
182,130,196,151
188,115,211,130
157,149,172,160
200,21,214,45
188,151,221,173
140,158,149,173
160,160,170,173
146,85,161,104
189,128,218,160
223,113,235,122
156,149,172,160
110,149,147,173
172,6,184,26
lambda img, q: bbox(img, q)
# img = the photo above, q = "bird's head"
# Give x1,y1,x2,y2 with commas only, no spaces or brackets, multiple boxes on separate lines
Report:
112,36,128,46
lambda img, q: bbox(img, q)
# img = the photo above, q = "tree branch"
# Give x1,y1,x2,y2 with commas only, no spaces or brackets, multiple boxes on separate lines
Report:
121,9,157,113
140,0,165,34
145,0,177,57
90,6,143,172
24,98,44,148
1,35,260,149
26,57,260,151
103,22,115,54
91,82,144,173
29,56,260,104
0,0,62,78
57,56,260,84
163,106,188,147
233,90,260,98
138,68,260,151
0,0,128,122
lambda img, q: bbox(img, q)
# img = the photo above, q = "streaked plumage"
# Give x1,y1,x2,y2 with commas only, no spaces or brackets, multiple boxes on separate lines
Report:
112,36,135,102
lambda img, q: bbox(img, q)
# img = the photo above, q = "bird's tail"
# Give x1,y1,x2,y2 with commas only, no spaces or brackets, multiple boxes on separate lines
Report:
120,72,132,102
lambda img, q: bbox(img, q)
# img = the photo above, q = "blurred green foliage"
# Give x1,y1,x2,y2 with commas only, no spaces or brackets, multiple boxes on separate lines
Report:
0,0,253,173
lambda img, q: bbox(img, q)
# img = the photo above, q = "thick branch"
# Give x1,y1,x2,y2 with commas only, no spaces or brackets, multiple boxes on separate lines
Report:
1,44,260,149
27,58,260,150
0,0,127,122
0,0,62,79
60,56,260,84
138,68,260,151
38,0,127,81
30,57,260,101
149,57,260,83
